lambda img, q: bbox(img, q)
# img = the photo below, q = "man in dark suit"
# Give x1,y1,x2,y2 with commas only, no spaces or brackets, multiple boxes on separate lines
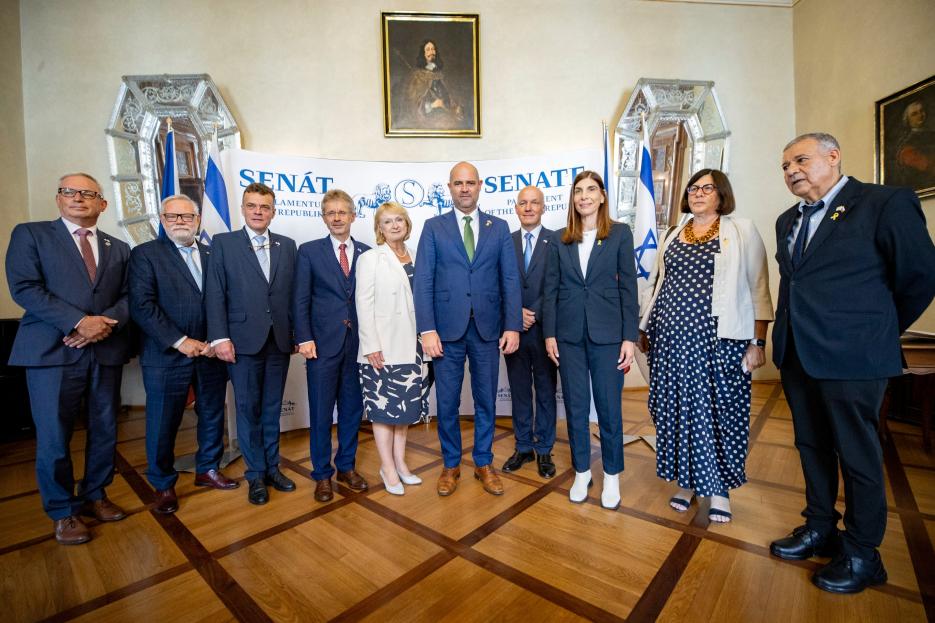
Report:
414,161,522,497
502,186,557,478
205,182,297,505
769,133,935,593
129,195,238,515
6,173,132,545
293,189,370,502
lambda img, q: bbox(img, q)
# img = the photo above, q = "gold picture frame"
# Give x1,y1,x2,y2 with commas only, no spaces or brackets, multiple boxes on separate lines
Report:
875,74,935,199
382,11,481,138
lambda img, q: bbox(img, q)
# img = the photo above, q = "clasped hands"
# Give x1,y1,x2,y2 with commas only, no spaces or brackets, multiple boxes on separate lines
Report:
62,315,118,348
545,337,636,372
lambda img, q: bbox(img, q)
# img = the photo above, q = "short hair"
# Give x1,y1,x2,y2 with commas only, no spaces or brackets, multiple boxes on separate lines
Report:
679,169,736,215
783,132,840,153
242,182,275,203
321,189,354,213
517,185,544,204
415,39,443,70
373,201,412,244
561,170,613,244
58,172,102,193
160,194,200,214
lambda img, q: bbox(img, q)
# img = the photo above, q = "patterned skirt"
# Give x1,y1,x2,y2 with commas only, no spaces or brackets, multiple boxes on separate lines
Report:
359,340,430,425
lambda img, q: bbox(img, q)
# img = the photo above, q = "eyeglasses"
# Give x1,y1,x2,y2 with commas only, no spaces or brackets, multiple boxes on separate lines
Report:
59,187,103,200
162,213,197,223
323,211,353,218
687,184,717,196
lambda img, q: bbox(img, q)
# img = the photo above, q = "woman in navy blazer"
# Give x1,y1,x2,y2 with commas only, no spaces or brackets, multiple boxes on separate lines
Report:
543,171,639,509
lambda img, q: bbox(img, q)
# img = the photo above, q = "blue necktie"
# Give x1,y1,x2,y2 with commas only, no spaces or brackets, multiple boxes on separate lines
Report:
791,201,824,269
180,246,201,291
524,232,533,272
254,234,270,281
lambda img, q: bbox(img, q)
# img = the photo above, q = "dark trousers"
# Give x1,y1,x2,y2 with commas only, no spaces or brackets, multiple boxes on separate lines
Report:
557,337,624,475
781,333,887,559
227,332,290,482
142,358,228,491
25,351,123,520
434,318,499,469
306,330,363,480
504,327,557,454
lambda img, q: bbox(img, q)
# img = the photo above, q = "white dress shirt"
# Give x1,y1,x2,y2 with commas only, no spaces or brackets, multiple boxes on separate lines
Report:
522,224,543,254
172,242,202,350
456,208,480,246
787,174,849,255
61,217,99,266
330,235,355,266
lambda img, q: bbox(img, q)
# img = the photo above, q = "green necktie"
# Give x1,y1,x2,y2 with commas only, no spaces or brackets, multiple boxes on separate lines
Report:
462,215,475,262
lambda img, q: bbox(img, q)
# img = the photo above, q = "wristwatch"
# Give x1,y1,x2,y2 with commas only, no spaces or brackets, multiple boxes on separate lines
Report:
748,339,766,348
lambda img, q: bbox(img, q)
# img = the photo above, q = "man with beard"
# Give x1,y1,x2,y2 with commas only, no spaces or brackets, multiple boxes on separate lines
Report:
399,39,465,129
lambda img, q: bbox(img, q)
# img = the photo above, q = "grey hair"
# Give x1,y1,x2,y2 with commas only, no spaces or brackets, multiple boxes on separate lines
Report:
783,132,841,153
58,172,102,192
902,100,924,126
160,194,200,213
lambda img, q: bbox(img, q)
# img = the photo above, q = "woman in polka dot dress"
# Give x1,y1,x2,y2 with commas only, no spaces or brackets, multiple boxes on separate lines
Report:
638,169,773,523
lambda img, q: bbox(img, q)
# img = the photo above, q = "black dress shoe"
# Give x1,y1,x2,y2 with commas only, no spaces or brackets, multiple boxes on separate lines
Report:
812,553,887,594
536,452,556,478
501,450,534,473
770,525,838,560
153,488,179,514
248,479,269,505
264,469,296,492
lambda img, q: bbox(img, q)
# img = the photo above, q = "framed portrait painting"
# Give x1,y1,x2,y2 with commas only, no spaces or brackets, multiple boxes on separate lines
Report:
875,74,935,198
382,12,481,138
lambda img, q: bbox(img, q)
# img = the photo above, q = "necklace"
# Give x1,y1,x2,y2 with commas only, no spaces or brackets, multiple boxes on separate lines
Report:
389,244,409,259
684,217,720,244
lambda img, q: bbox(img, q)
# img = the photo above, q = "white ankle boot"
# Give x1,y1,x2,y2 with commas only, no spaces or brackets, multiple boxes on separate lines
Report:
601,472,620,510
569,470,592,503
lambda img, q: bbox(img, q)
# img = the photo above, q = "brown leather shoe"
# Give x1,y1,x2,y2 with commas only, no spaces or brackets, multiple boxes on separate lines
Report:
153,488,179,515
314,479,334,502
194,469,240,490
54,515,90,545
336,470,368,492
474,465,504,496
80,497,127,522
436,466,461,496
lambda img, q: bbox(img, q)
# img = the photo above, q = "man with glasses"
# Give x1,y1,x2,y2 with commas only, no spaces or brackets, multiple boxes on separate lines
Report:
206,182,297,505
6,173,131,545
293,189,370,502
129,195,237,515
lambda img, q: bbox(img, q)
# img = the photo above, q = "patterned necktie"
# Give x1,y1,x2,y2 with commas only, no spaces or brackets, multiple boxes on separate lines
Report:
463,216,475,262
75,228,96,282
254,234,270,281
791,200,824,268
524,231,534,272
180,246,202,291
339,243,350,277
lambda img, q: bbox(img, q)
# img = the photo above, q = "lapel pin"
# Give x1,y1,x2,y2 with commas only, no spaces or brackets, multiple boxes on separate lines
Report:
485,219,492,227
274,240,281,246
103,238,111,247
830,206,846,221
597,240,603,246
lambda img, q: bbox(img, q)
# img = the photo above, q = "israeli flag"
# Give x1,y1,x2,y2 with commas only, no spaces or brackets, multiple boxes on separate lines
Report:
158,119,180,238
199,130,232,244
633,119,658,291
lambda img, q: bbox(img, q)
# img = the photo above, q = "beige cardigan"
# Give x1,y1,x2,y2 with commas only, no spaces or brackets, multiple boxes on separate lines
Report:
638,215,774,340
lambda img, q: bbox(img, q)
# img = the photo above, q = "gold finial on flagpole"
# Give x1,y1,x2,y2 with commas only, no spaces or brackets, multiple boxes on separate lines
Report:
165,116,173,131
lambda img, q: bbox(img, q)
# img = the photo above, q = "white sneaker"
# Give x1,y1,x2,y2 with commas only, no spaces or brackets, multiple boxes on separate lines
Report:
601,472,620,510
398,471,422,485
569,470,592,503
380,469,405,496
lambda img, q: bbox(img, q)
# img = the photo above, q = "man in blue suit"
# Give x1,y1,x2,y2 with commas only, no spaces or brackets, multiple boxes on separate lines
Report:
205,182,297,505
6,173,131,545
129,195,238,515
502,186,558,479
769,133,935,594
414,161,522,496
293,189,370,502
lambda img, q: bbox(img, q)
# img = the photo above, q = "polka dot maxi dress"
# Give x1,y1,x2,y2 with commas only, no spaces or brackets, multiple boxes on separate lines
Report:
647,237,750,497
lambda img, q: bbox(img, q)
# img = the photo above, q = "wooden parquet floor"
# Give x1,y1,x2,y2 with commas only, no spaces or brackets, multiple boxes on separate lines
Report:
1,382,933,622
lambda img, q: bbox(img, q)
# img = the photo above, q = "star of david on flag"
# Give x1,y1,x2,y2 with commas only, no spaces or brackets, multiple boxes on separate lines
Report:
633,118,658,290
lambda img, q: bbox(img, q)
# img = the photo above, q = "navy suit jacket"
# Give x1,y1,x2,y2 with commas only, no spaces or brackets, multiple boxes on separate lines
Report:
205,228,296,355
542,223,639,345
129,237,217,367
772,178,935,379
414,209,522,342
513,227,554,341
6,219,131,367
292,236,370,358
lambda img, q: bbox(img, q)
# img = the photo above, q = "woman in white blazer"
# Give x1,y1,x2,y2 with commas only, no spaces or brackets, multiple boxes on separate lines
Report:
356,202,430,495
638,169,773,523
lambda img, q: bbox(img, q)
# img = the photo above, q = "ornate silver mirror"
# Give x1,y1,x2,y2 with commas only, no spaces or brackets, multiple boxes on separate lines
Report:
615,78,730,231
105,74,240,246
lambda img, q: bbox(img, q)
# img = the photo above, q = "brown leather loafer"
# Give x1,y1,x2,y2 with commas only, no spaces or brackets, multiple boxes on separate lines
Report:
80,497,127,522
436,466,461,496
194,469,240,490
153,488,179,514
314,479,334,502
54,515,90,545
474,465,504,496
336,470,368,492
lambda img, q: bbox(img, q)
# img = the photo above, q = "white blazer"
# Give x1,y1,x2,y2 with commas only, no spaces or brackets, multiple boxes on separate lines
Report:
355,244,428,365
639,215,774,340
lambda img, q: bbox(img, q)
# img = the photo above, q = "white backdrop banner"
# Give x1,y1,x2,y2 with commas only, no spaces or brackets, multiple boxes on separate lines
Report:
220,147,602,432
